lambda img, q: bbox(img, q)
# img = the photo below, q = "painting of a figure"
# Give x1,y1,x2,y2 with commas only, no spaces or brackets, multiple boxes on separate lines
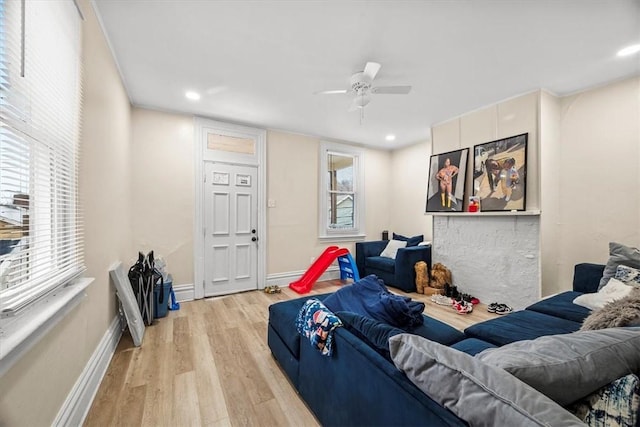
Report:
425,148,468,212
473,134,527,211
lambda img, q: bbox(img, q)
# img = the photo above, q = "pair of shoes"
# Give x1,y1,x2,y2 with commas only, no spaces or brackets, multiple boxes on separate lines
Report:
452,300,473,314
458,293,477,304
495,304,513,315
264,285,281,294
487,302,512,314
431,294,453,306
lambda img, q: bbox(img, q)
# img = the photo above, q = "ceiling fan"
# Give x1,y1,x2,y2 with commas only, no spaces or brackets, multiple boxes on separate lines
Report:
315,62,412,112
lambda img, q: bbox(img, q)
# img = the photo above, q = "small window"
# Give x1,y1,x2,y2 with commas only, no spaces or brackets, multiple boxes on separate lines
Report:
319,142,365,240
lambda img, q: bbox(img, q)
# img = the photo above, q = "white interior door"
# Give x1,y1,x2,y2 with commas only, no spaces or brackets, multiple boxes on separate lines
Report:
204,162,258,296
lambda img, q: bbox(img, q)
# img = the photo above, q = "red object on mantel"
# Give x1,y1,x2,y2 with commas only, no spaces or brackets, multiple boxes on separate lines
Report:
468,196,480,212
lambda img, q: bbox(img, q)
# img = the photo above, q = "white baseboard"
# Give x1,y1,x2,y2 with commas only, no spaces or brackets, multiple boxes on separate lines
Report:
266,267,340,287
53,315,122,427
173,283,195,302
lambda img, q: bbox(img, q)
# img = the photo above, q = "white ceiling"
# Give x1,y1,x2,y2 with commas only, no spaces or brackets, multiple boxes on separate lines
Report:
93,0,640,149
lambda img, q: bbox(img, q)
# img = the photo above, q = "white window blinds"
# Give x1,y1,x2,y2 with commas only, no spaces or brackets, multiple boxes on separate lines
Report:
0,0,84,315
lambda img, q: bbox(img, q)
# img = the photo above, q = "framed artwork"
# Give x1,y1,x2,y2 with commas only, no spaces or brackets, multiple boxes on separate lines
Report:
425,148,469,212
472,133,528,211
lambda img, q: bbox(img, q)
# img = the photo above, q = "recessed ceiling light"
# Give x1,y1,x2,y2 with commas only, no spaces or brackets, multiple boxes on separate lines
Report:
185,91,201,101
385,134,396,141
617,44,640,57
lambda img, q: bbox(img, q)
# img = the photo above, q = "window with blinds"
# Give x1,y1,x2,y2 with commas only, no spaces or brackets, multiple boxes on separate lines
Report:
0,0,84,315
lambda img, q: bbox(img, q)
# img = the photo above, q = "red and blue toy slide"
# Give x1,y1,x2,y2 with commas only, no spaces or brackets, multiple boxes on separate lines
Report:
289,246,360,294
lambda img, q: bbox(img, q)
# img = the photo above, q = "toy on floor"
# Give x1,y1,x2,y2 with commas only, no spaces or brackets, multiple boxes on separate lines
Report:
414,261,430,294
430,263,452,292
289,246,360,294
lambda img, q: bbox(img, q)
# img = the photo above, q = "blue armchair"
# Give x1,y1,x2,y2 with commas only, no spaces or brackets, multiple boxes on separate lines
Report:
355,240,432,292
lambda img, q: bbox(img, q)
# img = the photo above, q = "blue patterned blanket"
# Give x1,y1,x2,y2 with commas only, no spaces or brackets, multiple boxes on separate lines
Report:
296,298,343,356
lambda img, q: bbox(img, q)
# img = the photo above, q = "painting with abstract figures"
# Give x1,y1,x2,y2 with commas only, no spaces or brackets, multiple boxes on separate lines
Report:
472,133,528,211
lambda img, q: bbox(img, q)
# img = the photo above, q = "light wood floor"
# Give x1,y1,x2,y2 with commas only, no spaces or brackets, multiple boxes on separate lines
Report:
84,281,497,426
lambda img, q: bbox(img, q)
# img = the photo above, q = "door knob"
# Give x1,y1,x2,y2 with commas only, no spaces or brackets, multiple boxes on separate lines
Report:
252,237,258,242
251,229,257,234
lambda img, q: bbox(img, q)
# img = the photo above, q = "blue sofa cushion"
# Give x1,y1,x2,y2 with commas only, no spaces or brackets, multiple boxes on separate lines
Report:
336,311,404,361
451,338,498,356
393,233,424,247
268,293,331,358
407,315,465,346
525,291,593,323
464,310,581,347
364,256,395,273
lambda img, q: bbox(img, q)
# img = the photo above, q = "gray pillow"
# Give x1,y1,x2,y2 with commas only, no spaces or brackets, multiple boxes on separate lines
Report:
389,334,584,427
599,242,640,290
476,328,640,406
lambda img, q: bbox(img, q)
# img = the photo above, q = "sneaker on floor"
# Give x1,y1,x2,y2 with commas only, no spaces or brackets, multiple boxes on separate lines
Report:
495,304,513,315
487,302,499,313
431,295,453,306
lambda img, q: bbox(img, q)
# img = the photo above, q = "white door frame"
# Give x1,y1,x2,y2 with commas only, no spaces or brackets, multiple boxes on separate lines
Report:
194,117,267,299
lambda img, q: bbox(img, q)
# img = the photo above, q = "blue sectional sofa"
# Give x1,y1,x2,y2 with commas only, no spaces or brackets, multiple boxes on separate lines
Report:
267,263,633,426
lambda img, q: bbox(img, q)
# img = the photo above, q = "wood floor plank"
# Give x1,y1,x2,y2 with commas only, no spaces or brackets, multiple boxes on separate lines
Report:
191,326,230,425
83,350,134,427
139,342,174,426
173,316,194,375
111,383,147,427
172,371,202,427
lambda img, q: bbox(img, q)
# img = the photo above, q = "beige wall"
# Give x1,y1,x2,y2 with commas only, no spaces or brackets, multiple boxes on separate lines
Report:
130,108,195,285
266,130,391,274
0,1,133,424
389,141,433,240
554,76,640,287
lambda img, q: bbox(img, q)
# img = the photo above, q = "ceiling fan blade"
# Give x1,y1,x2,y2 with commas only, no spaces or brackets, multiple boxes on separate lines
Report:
371,85,412,94
315,89,349,95
363,62,381,81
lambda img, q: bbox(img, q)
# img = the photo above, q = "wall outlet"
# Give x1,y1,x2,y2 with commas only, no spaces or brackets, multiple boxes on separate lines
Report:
268,199,276,208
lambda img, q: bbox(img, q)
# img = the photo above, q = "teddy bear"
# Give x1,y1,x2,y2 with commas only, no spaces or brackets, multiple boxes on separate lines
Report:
414,261,429,294
429,263,452,293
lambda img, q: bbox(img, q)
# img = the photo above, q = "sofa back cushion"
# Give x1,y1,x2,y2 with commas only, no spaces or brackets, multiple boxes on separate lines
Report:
390,334,584,426
476,327,640,406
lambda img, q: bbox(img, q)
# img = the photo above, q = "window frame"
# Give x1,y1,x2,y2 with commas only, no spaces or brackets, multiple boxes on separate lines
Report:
318,141,366,241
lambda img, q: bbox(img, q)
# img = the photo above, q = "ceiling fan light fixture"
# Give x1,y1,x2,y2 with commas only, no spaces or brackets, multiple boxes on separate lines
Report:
354,92,371,108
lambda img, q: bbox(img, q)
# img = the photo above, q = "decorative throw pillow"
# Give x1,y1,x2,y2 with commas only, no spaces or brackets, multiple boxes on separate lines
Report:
573,278,634,310
580,288,640,331
567,374,640,427
379,239,407,259
392,233,423,247
389,334,584,426
615,264,640,287
476,328,640,406
599,242,640,290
